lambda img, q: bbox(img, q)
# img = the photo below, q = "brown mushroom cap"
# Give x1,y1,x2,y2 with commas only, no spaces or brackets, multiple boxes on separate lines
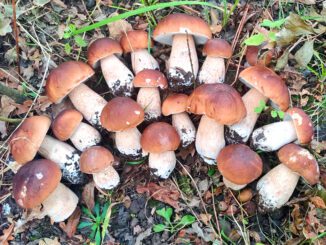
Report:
120,30,153,53
80,146,114,174
13,159,62,209
239,66,290,111
100,97,144,132
162,93,188,116
246,46,273,66
153,13,212,45
87,38,123,68
141,122,180,153
133,69,168,89
46,61,95,103
203,39,232,59
285,108,314,144
10,116,51,164
278,144,319,185
187,84,246,125
217,144,263,185
52,109,83,141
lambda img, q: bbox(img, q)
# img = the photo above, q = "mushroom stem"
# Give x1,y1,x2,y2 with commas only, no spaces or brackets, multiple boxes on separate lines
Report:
70,122,102,151
137,87,161,120
196,115,225,165
69,83,107,127
257,164,299,211
226,89,268,144
115,128,147,158
149,151,176,179
93,166,120,190
223,177,247,191
100,55,134,96
38,136,86,184
198,56,225,84
251,121,297,152
131,49,159,74
172,112,196,147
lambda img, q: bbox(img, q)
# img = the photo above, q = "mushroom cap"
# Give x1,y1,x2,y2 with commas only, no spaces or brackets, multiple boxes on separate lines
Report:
203,39,232,59
13,159,62,209
141,122,180,153
153,13,212,45
46,61,95,103
87,38,123,68
217,144,263,185
80,146,114,174
278,144,319,185
10,116,51,164
245,46,273,66
285,107,314,144
133,69,168,89
187,84,246,125
120,30,153,53
162,93,188,116
100,97,144,132
52,109,83,141
239,66,290,111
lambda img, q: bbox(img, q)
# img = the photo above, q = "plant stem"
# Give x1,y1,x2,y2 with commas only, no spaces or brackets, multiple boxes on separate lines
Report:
12,0,21,78
0,83,28,104
0,117,22,123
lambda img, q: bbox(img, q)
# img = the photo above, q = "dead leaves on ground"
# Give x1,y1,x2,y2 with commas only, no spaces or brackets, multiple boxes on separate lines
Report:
0,223,14,245
82,181,96,211
59,207,81,238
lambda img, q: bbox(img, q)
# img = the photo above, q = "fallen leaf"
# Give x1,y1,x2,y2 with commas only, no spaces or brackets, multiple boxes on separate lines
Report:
275,50,289,70
294,40,314,68
0,96,17,138
107,12,132,40
38,237,61,245
0,18,12,36
33,0,51,6
0,223,14,245
290,204,303,235
59,207,81,238
82,181,95,211
310,196,326,209
177,144,195,160
199,213,211,226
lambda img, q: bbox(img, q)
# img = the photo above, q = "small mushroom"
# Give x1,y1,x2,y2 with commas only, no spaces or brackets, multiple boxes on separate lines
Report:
80,146,120,189
52,109,101,151
198,39,232,84
153,13,212,91
217,144,263,190
245,46,274,67
141,122,180,178
257,143,319,211
12,159,78,222
120,30,159,74
87,38,134,96
162,93,196,147
252,107,313,152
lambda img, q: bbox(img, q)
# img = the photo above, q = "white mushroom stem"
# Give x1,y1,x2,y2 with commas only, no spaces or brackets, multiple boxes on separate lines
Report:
196,115,225,165
70,122,102,151
101,55,134,96
198,56,225,84
172,112,196,147
223,177,247,191
227,89,268,143
137,87,161,120
131,49,159,74
149,151,176,179
38,136,85,184
257,164,299,210
93,166,120,190
69,83,107,127
251,121,297,152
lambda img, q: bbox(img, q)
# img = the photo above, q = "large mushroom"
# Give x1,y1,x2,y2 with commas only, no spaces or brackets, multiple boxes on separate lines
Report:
153,13,212,91
141,122,180,179
46,61,107,126
162,93,196,147
187,84,246,165
257,143,319,211
198,39,232,84
252,107,313,152
120,30,159,74
12,159,78,222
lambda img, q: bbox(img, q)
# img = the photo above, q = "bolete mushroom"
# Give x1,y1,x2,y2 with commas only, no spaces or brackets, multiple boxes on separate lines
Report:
245,46,274,67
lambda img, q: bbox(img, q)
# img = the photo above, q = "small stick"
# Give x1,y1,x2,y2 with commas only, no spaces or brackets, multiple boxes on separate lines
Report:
12,0,21,78
0,117,22,123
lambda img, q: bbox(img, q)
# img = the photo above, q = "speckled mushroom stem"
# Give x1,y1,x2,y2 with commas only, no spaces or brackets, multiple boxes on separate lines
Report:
223,177,247,191
131,49,159,74
115,128,147,158
148,151,176,179
93,166,120,190
198,56,225,84
137,87,161,121
69,122,102,151
172,112,196,147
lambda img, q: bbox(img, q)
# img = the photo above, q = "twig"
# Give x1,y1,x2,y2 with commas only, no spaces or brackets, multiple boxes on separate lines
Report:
231,46,247,86
0,117,22,124
12,0,21,78
0,83,28,104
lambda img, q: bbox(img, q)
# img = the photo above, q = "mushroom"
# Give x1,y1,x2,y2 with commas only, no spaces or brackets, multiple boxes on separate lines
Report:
198,39,232,84
141,122,180,178
134,69,168,121
80,146,120,189
252,107,313,152
217,144,263,190
187,84,246,165
162,93,196,147
245,46,274,67
52,109,101,151
46,61,107,126
257,143,319,211
12,159,78,222
226,65,290,144
120,30,159,74
87,38,134,96
100,97,147,158
153,13,212,91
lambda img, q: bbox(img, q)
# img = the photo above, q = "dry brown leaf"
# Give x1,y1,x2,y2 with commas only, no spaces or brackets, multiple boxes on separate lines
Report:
290,204,303,235
0,223,14,245
310,196,326,209
0,96,17,138
199,213,211,226
177,144,196,160
82,181,95,211
59,207,81,238
38,237,61,245
107,12,132,40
